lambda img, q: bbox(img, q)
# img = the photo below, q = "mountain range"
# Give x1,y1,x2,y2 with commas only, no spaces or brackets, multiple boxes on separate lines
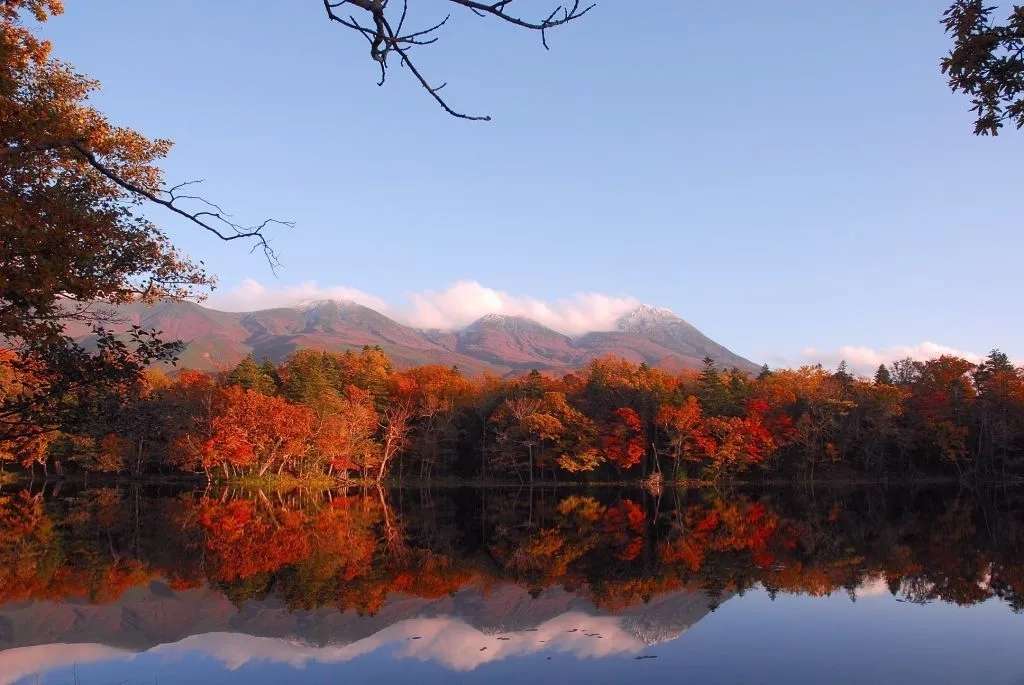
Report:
69,299,759,375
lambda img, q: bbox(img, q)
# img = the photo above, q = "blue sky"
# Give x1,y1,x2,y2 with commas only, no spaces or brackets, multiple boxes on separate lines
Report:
36,1,1023,369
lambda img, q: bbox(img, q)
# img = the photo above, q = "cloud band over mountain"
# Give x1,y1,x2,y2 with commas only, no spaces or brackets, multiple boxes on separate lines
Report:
209,279,994,375
210,279,640,336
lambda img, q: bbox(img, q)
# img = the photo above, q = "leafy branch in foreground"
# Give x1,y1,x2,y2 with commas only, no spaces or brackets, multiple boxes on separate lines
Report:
2,1,290,442
942,1,1024,135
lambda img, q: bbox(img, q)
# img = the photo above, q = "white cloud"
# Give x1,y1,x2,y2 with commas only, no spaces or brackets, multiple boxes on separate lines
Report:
8,614,652,680
149,612,648,672
0,644,131,685
405,280,639,335
209,278,389,313
855,574,893,599
208,279,640,336
799,341,985,376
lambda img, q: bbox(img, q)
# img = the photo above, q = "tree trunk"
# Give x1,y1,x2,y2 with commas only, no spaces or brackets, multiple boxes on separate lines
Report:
377,445,391,483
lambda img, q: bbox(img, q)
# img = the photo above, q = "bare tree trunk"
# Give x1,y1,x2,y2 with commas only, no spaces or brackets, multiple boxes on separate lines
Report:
528,444,534,488
377,444,391,483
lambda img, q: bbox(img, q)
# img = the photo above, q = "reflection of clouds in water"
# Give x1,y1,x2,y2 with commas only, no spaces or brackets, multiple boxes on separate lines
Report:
854,575,892,599
0,644,130,685
1,612,653,681
153,612,647,672
395,612,646,670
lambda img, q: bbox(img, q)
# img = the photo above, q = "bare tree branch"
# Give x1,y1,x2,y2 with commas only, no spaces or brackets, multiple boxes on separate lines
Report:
68,142,292,268
3,138,292,268
322,0,595,120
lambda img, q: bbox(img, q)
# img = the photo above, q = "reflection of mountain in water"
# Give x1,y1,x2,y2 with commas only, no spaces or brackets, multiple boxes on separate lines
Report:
0,579,725,674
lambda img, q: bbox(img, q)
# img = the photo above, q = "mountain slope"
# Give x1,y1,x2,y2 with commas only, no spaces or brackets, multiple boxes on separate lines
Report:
576,305,757,373
68,300,759,375
453,314,578,368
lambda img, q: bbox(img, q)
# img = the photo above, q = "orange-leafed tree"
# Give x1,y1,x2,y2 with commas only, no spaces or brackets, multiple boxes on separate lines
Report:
489,395,543,479
906,356,977,472
173,386,314,479
94,433,131,473
0,1,265,446
489,390,598,482
375,372,417,482
314,385,381,479
0,350,50,469
401,365,472,478
656,396,707,480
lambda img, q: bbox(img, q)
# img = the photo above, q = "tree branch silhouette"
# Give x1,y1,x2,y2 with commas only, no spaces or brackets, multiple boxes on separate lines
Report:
323,0,595,120
66,142,292,268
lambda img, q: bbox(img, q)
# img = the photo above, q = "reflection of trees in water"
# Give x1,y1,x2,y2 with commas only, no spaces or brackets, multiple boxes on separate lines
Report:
1,484,1024,613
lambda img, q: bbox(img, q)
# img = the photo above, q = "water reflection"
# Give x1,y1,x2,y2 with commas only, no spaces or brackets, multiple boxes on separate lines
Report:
1,484,1023,683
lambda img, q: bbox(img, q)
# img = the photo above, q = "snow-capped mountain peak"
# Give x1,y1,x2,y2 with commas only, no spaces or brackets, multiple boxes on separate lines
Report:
615,304,682,332
297,298,356,311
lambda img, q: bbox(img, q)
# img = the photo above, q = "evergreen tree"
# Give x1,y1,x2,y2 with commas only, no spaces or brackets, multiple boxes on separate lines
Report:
834,360,853,385
874,364,893,386
281,350,335,406
727,368,750,413
524,369,545,398
698,357,730,416
975,349,1014,385
226,355,277,395
259,360,280,390
971,349,1023,471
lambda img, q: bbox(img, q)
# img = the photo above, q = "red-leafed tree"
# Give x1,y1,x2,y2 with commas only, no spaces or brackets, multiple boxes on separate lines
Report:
172,385,313,479
603,407,646,471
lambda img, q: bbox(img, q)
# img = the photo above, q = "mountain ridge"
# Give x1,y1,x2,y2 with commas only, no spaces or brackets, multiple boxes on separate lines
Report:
70,299,759,375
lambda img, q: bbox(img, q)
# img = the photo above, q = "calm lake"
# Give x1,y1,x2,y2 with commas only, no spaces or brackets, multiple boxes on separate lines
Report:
1,484,1022,684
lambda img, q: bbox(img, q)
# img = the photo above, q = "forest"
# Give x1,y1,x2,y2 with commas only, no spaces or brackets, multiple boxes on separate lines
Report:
2,345,1023,485
4,3,1023,489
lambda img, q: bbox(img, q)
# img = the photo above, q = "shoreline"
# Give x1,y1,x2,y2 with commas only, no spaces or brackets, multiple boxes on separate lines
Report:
3,472,1021,490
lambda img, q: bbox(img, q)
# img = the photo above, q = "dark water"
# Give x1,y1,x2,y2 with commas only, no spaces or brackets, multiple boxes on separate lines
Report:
2,483,1023,684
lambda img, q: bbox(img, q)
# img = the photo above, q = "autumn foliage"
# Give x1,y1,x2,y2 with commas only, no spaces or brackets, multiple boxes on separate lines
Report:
2,484,1024,617
1,345,1023,484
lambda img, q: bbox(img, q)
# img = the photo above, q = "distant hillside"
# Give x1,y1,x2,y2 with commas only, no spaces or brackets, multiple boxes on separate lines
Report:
69,300,759,375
